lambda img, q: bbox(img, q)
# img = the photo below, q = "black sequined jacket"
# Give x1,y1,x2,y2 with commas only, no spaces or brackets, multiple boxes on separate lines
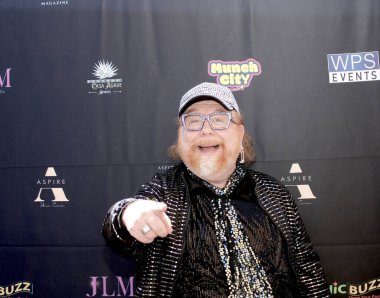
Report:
102,164,331,297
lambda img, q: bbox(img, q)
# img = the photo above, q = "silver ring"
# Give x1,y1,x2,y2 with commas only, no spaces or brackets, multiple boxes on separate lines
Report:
141,224,151,235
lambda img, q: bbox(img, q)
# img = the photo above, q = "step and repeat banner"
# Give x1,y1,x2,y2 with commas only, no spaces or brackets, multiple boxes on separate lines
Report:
0,0,379,297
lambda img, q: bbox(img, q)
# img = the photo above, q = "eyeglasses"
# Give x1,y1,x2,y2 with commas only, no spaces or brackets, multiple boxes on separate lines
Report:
181,112,237,131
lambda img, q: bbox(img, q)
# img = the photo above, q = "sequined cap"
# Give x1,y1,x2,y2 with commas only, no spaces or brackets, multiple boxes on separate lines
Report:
179,82,240,115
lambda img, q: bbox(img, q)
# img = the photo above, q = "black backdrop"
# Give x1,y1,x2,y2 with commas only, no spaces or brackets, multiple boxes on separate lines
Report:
0,0,379,297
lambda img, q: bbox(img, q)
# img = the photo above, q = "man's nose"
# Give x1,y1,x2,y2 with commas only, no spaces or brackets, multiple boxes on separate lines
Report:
201,119,214,133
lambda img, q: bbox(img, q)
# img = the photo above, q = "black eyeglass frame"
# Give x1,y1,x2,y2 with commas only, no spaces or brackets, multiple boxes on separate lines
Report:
181,111,238,131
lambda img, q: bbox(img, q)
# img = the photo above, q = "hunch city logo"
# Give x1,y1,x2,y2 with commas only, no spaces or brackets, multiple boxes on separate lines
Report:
87,60,123,95
34,167,69,208
280,163,317,204
0,68,12,95
208,58,262,91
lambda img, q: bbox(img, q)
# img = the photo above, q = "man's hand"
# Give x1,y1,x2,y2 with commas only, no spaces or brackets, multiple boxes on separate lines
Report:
121,200,173,244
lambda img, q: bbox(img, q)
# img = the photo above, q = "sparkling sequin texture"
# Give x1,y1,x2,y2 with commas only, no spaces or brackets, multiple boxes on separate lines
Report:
102,163,331,297
186,165,273,297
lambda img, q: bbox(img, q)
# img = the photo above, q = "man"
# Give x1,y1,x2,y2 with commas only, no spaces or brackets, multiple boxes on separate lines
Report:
102,82,331,297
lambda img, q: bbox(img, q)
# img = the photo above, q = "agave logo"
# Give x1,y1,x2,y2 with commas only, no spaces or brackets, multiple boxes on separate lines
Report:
87,60,123,95
93,60,118,79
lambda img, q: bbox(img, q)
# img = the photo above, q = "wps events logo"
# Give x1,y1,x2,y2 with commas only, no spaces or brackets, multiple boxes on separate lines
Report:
280,163,317,203
0,281,33,297
0,68,12,94
86,276,134,297
327,51,380,83
87,60,123,95
34,167,69,207
330,278,380,297
208,58,262,91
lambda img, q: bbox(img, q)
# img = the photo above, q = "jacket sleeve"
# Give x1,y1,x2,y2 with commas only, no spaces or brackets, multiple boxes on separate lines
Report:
279,185,331,298
101,173,165,257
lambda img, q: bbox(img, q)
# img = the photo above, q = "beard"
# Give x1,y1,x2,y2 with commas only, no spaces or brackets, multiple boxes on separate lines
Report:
191,149,223,178
178,135,239,185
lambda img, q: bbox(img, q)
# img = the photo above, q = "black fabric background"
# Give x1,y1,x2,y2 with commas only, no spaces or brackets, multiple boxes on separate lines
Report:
0,0,379,297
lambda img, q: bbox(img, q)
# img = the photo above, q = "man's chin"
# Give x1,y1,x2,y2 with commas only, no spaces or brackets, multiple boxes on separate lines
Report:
190,156,221,180
198,164,219,179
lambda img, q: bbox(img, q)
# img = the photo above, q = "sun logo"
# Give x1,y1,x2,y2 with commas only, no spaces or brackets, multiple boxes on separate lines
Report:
92,60,118,79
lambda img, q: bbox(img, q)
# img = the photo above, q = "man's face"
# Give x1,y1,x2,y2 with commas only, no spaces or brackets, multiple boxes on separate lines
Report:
177,99,245,188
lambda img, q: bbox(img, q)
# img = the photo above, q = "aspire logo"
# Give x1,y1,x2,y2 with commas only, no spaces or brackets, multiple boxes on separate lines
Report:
0,281,33,297
34,167,69,207
208,58,261,91
0,68,12,94
280,163,317,202
86,276,134,297
327,51,380,83
157,164,174,172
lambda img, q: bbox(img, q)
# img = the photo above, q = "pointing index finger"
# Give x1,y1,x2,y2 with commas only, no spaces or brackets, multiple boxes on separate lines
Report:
151,202,172,234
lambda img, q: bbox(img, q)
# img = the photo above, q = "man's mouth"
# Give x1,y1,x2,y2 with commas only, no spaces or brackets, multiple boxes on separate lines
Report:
198,144,220,152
